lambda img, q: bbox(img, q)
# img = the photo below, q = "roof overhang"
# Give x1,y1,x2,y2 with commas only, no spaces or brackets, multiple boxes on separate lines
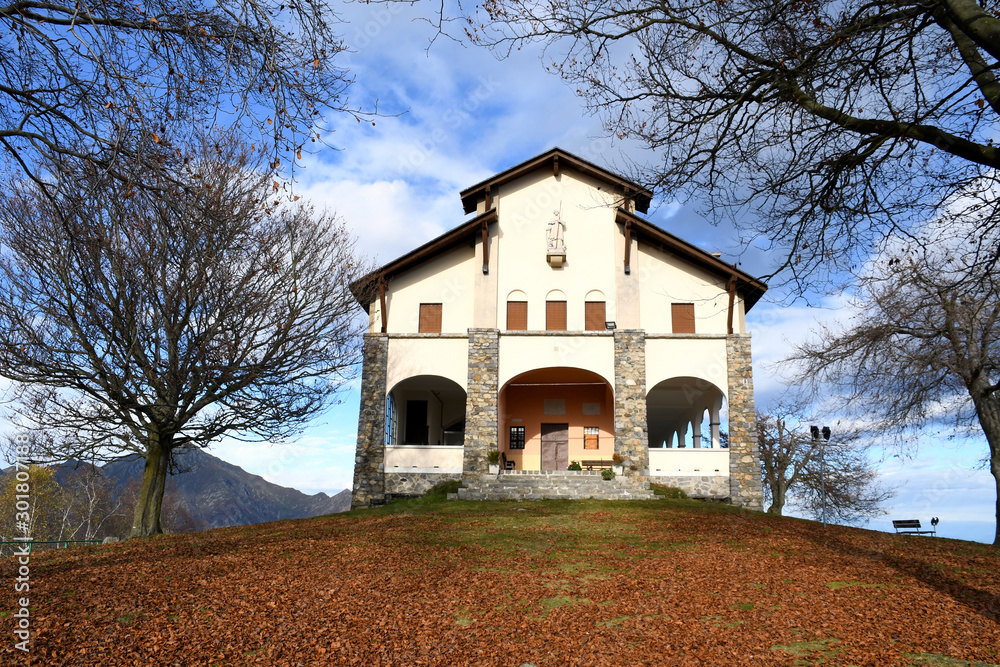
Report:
350,209,499,306
616,208,768,310
460,147,653,215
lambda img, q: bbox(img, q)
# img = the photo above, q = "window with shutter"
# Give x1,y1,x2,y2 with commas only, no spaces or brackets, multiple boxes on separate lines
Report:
671,303,695,334
546,300,567,331
507,301,528,330
585,301,606,331
584,427,599,450
418,303,442,333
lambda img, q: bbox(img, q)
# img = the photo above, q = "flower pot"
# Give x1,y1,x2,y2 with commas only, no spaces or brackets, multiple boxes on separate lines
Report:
612,465,623,475
488,464,500,475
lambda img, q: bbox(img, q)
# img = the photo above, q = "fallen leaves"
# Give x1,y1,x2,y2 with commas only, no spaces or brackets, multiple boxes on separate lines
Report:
2,500,999,665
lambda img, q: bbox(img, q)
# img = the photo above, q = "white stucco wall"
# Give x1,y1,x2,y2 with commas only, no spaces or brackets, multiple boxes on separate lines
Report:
494,170,620,330
498,334,615,388
385,445,464,471
636,243,731,335
386,337,469,392
645,337,729,393
377,245,477,334
648,449,730,475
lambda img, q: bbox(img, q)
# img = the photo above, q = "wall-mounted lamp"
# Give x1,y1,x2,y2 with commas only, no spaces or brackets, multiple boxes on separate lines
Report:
605,321,617,330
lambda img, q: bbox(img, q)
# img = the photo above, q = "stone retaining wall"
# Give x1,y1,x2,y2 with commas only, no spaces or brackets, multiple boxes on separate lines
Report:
653,474,730,500
385,471,462,497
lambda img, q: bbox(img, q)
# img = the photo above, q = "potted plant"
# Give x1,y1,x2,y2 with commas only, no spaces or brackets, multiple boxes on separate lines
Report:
567,461,582,471
611,452,625,475
487,449,501,474
602,468,616,481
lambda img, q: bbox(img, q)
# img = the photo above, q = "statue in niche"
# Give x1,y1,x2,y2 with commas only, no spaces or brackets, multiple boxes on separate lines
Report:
546,206,567,253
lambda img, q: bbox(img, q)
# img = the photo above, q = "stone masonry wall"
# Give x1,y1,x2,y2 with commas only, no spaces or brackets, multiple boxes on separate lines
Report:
614,330,650,476
727,334,764,510
462,329,499,483
385,472,462,498
351,334,388,509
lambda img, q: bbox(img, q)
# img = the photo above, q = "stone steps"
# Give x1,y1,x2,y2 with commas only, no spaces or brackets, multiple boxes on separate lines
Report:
453,471,658,501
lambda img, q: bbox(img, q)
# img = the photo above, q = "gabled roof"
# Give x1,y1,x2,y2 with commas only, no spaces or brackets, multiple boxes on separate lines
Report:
615,208,768,309
459,147,653,215
350,209,497,305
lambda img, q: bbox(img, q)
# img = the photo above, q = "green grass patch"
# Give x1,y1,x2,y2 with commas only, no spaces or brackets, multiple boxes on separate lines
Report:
650,484,688,500
906,654,1000,666
730,602,754,611
772,638,843,665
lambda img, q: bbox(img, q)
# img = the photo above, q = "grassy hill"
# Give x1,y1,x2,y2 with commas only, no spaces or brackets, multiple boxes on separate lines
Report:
4,491,999,666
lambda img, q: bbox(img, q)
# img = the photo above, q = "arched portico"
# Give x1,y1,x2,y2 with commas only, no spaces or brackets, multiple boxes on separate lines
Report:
646,376,726,449
386,374,467,447
499,367,614,471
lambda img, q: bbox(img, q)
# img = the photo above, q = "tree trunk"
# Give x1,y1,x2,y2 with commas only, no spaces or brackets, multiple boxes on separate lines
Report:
767,482,786,515
969,380,1000,546
129,429,171,538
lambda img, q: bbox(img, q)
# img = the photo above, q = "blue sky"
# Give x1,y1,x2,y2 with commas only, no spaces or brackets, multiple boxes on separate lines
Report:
3,1,996,544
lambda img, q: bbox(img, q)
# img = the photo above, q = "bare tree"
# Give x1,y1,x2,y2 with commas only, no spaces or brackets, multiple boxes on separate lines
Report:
0,136,370,537
472,0,1000,291
0,0,360,187
789,234,1000,544
758,399,894,523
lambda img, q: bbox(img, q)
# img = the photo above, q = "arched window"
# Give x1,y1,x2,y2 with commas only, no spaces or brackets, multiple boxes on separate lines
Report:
585,289,606,331
546,289,567,331
506,290,528,330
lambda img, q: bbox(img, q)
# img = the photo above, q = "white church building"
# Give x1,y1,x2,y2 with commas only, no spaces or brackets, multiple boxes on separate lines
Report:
351,148,765,508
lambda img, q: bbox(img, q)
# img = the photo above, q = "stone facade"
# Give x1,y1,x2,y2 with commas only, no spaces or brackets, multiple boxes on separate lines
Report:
462,329,499,483
660,475,730,500
726,335,764,510
351,334,388,509
385,471,462,498
613,330,649,476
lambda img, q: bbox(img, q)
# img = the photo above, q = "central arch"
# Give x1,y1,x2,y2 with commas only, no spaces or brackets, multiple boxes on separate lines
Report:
499,367,614,471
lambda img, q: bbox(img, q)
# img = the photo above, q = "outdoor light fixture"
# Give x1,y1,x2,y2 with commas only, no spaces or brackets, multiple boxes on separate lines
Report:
811,424,832,528
605,321,617,330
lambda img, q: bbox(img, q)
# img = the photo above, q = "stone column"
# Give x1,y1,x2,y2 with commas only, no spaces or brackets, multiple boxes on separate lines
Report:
463,329,499,483
727,334,764,510
613,330,649,475
351,334,388,509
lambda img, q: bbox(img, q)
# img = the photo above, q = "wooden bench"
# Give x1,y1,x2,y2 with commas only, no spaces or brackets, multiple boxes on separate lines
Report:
580,459,612,471
892,519,937,536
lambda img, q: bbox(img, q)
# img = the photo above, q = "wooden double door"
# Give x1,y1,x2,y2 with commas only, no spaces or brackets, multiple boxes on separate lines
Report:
540,423,569,471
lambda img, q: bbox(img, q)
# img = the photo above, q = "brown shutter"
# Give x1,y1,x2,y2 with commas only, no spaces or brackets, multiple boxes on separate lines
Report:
585,301,606,331
418,303,442,333
671,303,695,334
546,300,567,331
506,301,528,331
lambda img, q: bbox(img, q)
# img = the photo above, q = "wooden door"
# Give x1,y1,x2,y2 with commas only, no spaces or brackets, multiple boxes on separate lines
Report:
541,423,569,471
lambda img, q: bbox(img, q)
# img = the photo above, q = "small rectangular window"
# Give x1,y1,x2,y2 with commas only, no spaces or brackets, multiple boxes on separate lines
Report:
584,426,599,450
671,303,695,334
507,301,528,330
546,300,567,331
585,301,606,331
509,426,526,450
419,303,442,333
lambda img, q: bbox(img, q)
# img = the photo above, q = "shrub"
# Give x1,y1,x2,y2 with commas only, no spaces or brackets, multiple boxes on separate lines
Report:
650,484,688,500
612,452,625,466
567,461,583,471
426,480,463,497
601,469,615,480
486,450,501,465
